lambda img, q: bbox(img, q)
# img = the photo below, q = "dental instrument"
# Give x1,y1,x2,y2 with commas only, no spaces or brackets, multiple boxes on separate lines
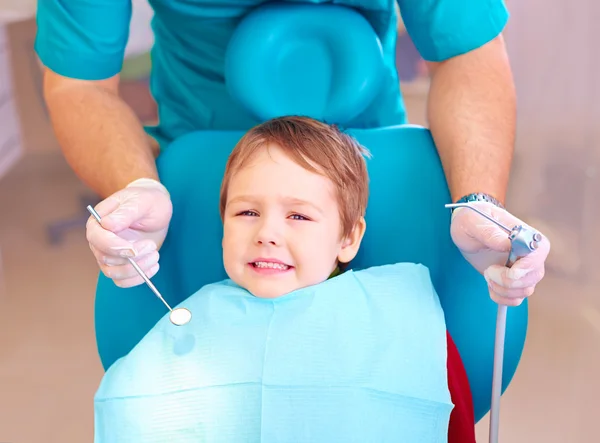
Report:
86,205,192,326
445,202,542,443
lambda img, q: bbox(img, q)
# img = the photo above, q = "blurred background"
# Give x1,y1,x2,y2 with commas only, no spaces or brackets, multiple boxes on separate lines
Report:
0,0,598,442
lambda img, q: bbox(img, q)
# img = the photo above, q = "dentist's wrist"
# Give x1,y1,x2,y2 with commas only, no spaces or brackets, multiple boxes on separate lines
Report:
126,177,170,196
450,192,505,221
453,192,504,210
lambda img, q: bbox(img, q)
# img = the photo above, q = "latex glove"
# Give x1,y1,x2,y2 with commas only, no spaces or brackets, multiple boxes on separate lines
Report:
450,201,551,306
86,178,173,288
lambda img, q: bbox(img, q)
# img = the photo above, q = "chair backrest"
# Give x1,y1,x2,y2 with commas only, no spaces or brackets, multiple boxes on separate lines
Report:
94,2,528,423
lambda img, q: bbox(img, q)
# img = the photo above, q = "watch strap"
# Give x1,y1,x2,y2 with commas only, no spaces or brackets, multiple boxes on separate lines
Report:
453,193,505,212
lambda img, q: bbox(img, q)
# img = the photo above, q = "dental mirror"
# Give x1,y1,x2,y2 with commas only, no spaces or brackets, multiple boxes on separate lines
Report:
86,205,192,326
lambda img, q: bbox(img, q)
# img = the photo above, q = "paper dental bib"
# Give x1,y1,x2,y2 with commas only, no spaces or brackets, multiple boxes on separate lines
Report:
94,263,453,442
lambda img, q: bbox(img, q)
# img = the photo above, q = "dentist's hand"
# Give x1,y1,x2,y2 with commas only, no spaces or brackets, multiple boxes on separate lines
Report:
450,202,551,306
86,178,173,288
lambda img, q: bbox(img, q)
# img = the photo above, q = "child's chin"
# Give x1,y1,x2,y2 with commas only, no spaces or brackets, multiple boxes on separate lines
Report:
248,283,300,299
250,288,290,299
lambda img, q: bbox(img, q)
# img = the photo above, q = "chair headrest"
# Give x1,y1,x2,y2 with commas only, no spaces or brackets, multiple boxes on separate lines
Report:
225,3,385,126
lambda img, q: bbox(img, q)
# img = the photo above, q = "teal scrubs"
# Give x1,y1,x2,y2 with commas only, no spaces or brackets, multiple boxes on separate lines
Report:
35,0,509,149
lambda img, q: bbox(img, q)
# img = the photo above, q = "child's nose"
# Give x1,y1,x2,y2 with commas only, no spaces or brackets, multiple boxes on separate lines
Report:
255,221,281,246
257,238,277,246
255,231,279,246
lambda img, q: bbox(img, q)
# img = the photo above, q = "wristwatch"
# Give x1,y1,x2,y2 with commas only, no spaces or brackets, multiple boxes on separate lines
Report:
452,193,505,212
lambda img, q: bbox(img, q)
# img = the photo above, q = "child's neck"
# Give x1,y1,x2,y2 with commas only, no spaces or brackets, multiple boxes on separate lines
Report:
328,266,342,279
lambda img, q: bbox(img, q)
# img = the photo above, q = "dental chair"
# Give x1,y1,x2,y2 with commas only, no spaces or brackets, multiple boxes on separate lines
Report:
94,3,527,423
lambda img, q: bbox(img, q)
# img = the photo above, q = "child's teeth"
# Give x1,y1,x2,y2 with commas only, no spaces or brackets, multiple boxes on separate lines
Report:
255,261,289,270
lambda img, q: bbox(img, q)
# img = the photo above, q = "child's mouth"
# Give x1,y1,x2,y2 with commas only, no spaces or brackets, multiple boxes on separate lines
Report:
249,261,292,273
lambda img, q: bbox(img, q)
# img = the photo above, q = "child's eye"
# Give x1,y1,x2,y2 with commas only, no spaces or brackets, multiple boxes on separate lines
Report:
238,210,258,217
289,213,309,221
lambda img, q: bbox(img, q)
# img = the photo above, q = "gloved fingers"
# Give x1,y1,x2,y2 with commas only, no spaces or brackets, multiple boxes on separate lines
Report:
95,181,172,233
91,194,121,219
484,263,540,306
485,269,535,296
90,239,158,266
95,191,147,233
488,290,527,307
484,263,544,289
483,231,550,287
87,217,135,258
506,234,551,281
98,251,160,283
450,203,513,254
112,263,161,289
87,213,157,258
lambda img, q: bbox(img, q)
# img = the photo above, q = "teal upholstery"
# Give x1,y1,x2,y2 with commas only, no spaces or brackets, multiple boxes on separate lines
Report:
93,2,527,424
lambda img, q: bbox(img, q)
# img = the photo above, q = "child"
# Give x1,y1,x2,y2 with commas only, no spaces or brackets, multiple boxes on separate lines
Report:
219,115,369,299
218,116,476,441
95,116,475,442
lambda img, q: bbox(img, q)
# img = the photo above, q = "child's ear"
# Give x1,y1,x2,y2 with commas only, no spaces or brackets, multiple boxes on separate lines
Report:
338,217,367,264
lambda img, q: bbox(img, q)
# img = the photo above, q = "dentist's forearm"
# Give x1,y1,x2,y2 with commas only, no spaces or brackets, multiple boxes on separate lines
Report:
426,35,516,205
43,69,159,198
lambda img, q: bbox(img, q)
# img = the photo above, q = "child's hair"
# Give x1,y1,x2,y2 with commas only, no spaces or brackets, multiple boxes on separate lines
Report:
219,116,371,238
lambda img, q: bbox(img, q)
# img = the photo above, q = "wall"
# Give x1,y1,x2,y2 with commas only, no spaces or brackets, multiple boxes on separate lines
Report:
504,0,599,284
0,23,23,179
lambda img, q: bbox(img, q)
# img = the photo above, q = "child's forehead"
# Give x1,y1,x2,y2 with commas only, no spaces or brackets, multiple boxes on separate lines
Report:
226,142,341,207
228,164,337,208
231,143,326,183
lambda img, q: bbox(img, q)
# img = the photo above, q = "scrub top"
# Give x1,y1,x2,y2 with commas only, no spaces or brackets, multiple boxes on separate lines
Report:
35,0,509,149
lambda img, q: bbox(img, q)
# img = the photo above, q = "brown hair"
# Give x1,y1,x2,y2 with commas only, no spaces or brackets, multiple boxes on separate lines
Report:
219,116,370,238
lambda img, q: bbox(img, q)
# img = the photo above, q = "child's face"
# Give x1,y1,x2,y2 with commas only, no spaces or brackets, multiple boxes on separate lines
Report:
222,144,364,298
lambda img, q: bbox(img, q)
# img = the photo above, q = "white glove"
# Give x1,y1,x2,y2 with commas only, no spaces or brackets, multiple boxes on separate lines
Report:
450,202,551,306
86,178,173,288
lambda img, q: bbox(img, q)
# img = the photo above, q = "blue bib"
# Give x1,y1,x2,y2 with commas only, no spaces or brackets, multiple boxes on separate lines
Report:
94,263,453,442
